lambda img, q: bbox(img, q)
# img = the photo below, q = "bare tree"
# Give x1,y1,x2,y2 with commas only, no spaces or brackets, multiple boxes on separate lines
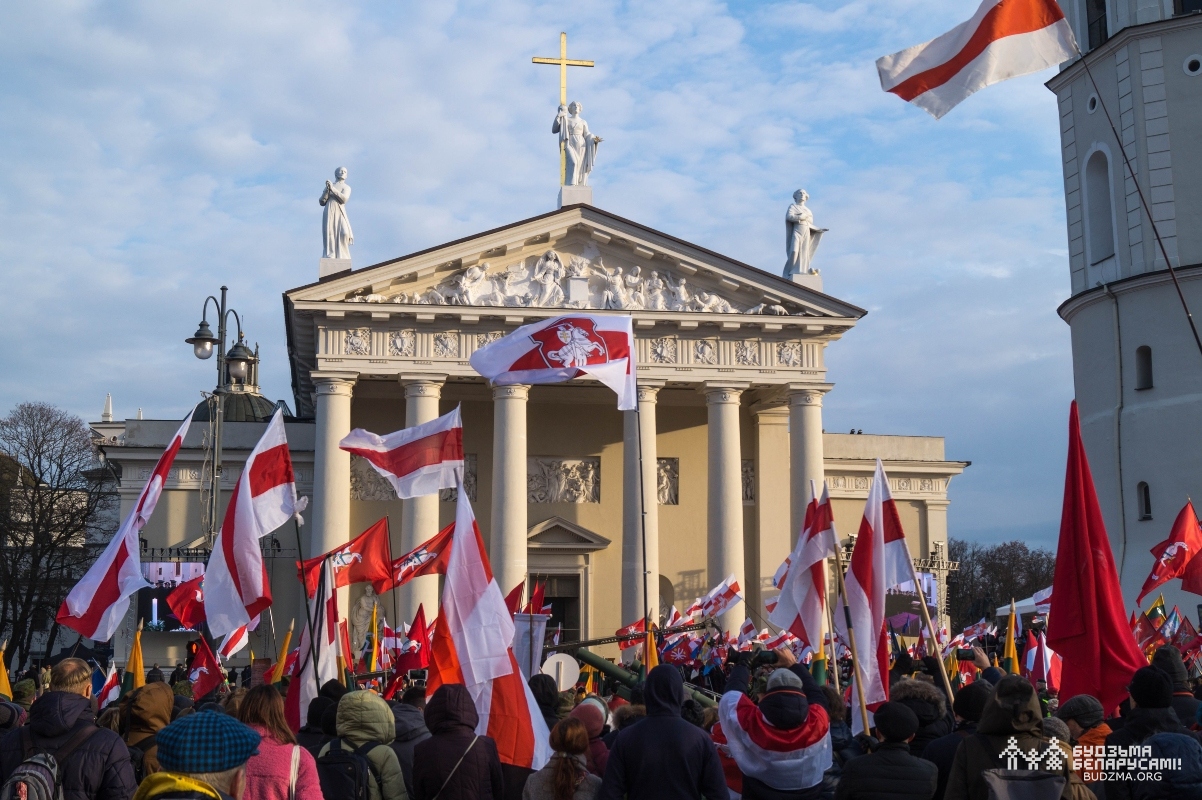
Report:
0,402,116,670
947,538,1056,632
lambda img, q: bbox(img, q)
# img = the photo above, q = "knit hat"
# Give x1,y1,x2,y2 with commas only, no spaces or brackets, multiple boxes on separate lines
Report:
767,669,804,692
1055,694,1105,728
11,679,35,710
1129,666,1173,709
156,709,260,773
1152,645,1189,689
0,700,25,731
873,701,920,742
952,681,991,723
1042,716,1071,744
569,702,604,739
979,667,1006,686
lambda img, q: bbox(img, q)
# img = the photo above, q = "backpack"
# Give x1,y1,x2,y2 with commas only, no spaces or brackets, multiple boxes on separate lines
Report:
127,734,157,784
980,736,1068,800
0,725,99,800
315,738,382,800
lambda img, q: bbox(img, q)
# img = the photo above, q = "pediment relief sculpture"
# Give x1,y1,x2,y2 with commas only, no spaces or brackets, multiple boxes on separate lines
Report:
342,247,797,316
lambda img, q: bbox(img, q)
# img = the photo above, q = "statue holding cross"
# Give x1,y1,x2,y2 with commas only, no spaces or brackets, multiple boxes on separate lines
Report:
533,33,602,188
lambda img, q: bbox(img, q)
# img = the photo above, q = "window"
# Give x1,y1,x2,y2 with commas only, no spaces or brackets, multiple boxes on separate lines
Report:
1138,482,1153,520
1135,346,1153,390
1087,0,1109,50
529,573,581,644
1086,151,1116,265
1177,0,1202,16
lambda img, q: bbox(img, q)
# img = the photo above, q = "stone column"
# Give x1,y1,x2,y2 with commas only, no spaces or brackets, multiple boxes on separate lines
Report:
753,406,791,618
787,385,828,544
489,384,529,599
398,375,445,620
623,384,661,626
704,383,747,633
310,373,357,557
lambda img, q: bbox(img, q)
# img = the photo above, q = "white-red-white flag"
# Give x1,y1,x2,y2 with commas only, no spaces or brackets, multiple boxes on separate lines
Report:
839,459,914,733
284,558,341,732
770,482,838,650
57,412,194,641
218,624,250,660
876,0,1078,119
426,483,551,770
701,575,743,620
205,409,307,638
339,406,464,499
469,314,636,410
97,663,121,710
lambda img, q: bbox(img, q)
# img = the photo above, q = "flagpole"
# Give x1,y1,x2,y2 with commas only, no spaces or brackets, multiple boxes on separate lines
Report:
904,554,956,701
292,519,324,696
385,517,399,689
825,591,841,692
829,516,872,734
634,399,652,662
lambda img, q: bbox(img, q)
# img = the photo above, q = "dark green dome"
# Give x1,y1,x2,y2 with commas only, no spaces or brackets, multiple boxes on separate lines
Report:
192,391,286,423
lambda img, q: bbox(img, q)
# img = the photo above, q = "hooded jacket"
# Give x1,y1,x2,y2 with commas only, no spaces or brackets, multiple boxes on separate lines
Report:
943,676,1085,800
921,720,976,800
1152,646,1202,729
390,702,431,798
0,690,137,800
891,678,954,757
569,703,609,778
125,682,176,777
132,771,225,800
411,684,504,800
1105,705,1202,800
1131,731,1202,799
297,697,333,756
598,665,727,800
834,741,937,800
528,675,561,734
318,691,408,800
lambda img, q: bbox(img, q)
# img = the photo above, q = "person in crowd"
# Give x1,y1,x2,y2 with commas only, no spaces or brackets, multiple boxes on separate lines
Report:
718,646,830,800
0,698,26,732
1134,731,1202,798
944,674,1084,800
1041,717,1074,764
598,665,726,800
1055,694,1111,793
891,668,954,757
412,683,504,800
147,663,165,684
240,665,252,690
168,663,187,686
317,691,407,800
1105,666,1202,800
125,682,176,778
530,675,561,733
224,688,247,718
171,695,194,722
390,686,431,798
568,701,609,777
0,658,137,800
11,678,36,712
296,696,334,756
680,699,705,729
235,685,322,800
921,681,990,800
132,710,261,800
835,702,936,800
601,705,643,749
523,718,601,800
1153,644,1201,726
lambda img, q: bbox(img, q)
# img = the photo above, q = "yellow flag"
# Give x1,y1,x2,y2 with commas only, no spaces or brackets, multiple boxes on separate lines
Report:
0,640,12,701
129,624,145,689
1147,595,1168,628
644,628,659,670
270,620,295,684
369,602,379,672
1003,599,1019,675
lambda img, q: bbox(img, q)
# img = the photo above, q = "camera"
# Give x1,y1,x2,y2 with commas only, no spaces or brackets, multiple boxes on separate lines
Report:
955,648,976,661
750,649,780,668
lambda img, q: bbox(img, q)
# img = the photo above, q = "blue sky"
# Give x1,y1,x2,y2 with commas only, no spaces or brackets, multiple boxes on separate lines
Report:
0,1,1074,549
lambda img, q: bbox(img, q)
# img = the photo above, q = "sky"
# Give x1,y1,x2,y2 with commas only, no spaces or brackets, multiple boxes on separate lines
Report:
0,0,1075,549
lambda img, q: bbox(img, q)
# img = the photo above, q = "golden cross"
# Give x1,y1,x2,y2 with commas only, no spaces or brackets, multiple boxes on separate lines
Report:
532,32,594,185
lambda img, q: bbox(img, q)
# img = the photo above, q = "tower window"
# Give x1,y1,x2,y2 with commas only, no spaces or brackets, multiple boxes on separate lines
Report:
1185,54,1202,76
1177,1,1202,18
1138,482,1152,520
1086,151,1116,266
1087,0,1109,50
1135,346,1153,390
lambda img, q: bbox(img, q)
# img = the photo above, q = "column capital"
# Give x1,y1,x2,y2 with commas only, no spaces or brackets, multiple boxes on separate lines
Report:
636,383,664,403
785,382,833,407
400,374,446,399
700,381,750,405
491,383,530,401
311,371,358,396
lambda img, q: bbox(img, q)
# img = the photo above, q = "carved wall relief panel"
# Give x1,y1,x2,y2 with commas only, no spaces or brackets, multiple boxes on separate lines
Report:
741,460,755,504
657,458,679,505
440,454,478,502
527,457,600,503
350,455,396,501
345,328,371,356
433,333,460,359
734,341,761,367
694,340,717,365
650,337,678,364
388,330,415,357
777,342,802,367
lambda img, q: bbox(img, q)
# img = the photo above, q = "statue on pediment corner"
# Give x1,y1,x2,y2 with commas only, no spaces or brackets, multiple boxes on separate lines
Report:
320,167,353,259
784,189,827,279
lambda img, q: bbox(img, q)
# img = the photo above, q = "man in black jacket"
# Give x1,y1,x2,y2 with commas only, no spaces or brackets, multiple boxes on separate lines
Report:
836,702,936,800
0,658,137,800
920,681,990,800
599,665,727,800
390,686,431,799
1105,665,1202,800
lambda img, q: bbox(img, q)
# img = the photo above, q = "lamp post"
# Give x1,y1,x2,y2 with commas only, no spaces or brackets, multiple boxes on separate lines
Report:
185,286,252,543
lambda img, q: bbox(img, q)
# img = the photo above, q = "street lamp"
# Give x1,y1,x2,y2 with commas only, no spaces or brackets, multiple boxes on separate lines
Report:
185,286,247,543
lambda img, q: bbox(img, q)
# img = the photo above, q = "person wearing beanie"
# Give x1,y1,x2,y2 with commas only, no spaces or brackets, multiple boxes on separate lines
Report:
569,701,610,777
11,678,36,711
1055,693,1111,792
944,675,1082,800
389,686,430,799
134,710,261,800
1152,644,1202,726
1103,666,1202,800
296,696,333,755
891,671,954,756
977,667,1005,686
835,702,936,800
714,648,830,799
921,681,992,800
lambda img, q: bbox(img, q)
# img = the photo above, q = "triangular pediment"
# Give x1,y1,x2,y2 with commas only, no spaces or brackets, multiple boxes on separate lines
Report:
286,205,864,320
527,516,611,553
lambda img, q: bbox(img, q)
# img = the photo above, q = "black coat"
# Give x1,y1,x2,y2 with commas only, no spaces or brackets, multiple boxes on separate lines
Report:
891,678,955,757
1106,707,1202,800
389,702,431,799
920,722,975,800
411,684,504,800
0,691,137,800
834,742,937,800
598,665,727,800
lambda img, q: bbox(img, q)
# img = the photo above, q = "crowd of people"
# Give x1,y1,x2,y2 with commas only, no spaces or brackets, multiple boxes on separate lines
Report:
2,642,1202,800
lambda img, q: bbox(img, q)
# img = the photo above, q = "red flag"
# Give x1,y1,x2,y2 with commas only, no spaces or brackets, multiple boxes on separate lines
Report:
339,619,354,669
299,518,394,597
395,604,429,673
616,619,646,651
390,523,455,589
504,582,525,617
1133,613,1166,654
1047,402,1147,711
526,583,546,615
189,637,224,700
1137,502,1202,606
1172,616,1200,652
166,575,206,630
